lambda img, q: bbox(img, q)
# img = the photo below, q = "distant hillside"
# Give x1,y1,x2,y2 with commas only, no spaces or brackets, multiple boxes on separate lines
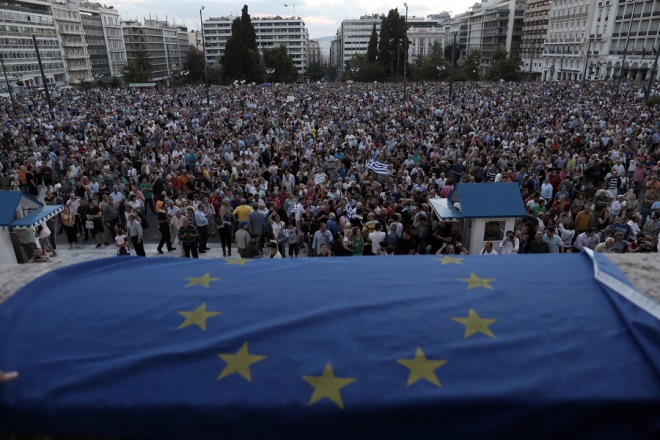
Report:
315,36,333,59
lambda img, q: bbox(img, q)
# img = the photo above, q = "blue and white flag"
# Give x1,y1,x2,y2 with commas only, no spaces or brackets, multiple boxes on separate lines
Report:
366,158,389,175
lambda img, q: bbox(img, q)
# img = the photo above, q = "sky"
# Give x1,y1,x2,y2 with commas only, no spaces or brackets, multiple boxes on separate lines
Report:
111,0,463,40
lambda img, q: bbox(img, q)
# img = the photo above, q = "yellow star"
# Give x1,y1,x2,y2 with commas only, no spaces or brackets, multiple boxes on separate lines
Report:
302,363,356,409
434,255,464,265
217,341,267,382
185,272,219,288
457,272,495,290
396,347,447,387
452,308,497,338
178,303,221,330
223,258,254,266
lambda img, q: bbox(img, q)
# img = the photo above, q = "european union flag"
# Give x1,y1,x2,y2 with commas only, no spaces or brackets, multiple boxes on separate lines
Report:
0,253,659,439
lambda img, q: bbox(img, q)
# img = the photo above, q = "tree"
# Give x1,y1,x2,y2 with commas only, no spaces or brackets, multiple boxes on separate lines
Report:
184,47,205,84
486,47,523,82
122,50,153,84
410,41,447,81
367,24,378,63
264,45,296,83
221,5,264,83
306,61,325,81
444,41,459,68
378,9,408,78
457,48,481,81
345,54,386,82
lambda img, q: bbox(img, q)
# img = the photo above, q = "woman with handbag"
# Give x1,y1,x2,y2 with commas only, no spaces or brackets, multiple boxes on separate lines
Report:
114,225,130,256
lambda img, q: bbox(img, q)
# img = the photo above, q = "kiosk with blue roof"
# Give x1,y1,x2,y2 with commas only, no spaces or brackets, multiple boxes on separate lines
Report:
429,183,526,255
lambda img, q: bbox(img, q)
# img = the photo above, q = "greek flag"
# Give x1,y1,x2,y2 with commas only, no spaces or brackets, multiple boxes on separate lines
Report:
367,159,389,175
344,199,352,221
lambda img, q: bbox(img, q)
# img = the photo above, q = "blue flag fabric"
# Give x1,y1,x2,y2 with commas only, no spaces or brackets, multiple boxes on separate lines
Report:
0,253,659,439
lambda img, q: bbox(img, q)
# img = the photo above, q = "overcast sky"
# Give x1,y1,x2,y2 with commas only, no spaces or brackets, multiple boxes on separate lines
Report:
112,0,463,40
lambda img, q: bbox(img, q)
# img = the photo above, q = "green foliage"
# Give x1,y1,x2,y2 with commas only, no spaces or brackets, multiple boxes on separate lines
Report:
410,42,447,81
221,5,264,83
306,61,336,81
184,47,205,84
122,50,153,84
486,47,523,82
367,24,378,63
444,41,459,67
457,48,481,81
647,95,660,107
378,9,408,77
345,54,386,82
264,45,297,83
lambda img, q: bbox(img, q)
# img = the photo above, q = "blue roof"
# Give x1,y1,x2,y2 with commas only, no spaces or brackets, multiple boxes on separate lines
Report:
11,205,63,228
428,198,462,221
449,183,526,218
0,191,62,229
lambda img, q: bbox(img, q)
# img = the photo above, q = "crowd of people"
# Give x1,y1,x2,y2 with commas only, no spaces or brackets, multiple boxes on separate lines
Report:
1,78,659,260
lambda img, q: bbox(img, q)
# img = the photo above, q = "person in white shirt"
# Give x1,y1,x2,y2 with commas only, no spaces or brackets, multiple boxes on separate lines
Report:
368,223,386,255
627,214,641,241
480,242,499,255
499,231,519,254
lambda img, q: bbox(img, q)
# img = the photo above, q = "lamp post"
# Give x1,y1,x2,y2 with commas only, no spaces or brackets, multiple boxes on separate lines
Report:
0,53,16,114
266,67,275,82
436,65,445,82
350,66,359,80
403,2,408,102
200,6,210,106
644,43,660,101
616,0,635,100
33,35,53,120
582,37,593,81
448,32,456,102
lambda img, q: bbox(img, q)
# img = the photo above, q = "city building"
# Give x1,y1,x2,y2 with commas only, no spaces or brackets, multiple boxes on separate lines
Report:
202,15,309,75
80,2,127,81
121,18,187,81
520,0,551,80
309,39,321,64
0,0,66,88
336,14,383,71
51,0,92,84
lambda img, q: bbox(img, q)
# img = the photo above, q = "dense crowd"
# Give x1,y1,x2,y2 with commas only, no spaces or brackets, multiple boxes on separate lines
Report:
1,78,659,259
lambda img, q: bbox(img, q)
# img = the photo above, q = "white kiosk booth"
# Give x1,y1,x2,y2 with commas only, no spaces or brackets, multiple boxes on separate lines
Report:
429,183,526,255
0,192,63,264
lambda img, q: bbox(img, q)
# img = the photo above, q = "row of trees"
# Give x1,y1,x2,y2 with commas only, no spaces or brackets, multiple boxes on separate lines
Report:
120,4,524,87
121,5,298,86
346,7,525,83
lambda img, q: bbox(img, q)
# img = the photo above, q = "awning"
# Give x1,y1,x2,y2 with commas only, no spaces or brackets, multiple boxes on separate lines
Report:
428,198,461,222
10,205,63,229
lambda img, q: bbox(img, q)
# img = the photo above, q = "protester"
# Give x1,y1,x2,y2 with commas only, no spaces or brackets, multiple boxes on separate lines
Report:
1,80,656,259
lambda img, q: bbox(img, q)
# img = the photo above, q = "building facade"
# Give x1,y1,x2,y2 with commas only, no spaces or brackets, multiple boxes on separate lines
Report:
202,15,309,74
80,2,126,80
0,0,66,88
337,14,383,71
51,0,92,84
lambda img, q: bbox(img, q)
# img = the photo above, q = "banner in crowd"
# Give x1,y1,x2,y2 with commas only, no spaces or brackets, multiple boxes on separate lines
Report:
0,254,658,439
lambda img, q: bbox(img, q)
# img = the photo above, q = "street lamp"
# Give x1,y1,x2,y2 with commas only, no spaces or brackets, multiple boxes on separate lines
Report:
350,66,359,80
265,67,275,82
616,0,636,100
403,2,408,102
0,53,16,114
436,65,445,82
448,32,457,102
200,6,210,106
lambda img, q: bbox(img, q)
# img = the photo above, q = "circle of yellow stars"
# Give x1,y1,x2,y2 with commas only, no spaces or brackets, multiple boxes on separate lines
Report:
174,260,499,410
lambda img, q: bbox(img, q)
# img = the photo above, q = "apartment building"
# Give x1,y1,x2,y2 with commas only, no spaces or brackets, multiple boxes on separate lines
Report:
202,15,309,74
79,3,126,80
51,0,92,84
0,0,66,87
